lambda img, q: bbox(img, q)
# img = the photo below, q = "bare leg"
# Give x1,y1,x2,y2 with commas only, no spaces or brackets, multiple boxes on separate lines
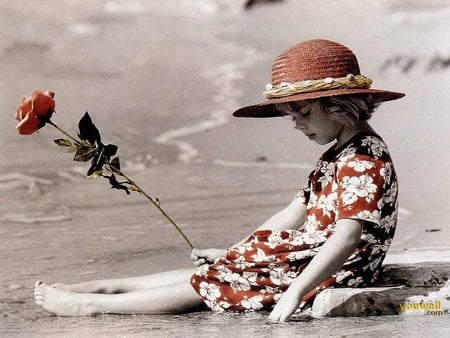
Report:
52,268,196,294
35,278,204,316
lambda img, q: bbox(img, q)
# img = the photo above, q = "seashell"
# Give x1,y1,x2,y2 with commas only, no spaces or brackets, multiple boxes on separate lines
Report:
265,83,273,91
346,74,355,80
323,77,334,84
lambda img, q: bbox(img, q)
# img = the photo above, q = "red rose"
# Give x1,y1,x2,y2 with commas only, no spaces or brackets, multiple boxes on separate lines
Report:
15,90,55,135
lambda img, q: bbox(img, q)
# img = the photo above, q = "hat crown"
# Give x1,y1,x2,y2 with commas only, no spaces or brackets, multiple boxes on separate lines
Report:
271,39,361,86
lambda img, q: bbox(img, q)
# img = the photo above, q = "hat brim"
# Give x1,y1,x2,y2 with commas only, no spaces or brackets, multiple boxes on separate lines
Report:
233,88,405,118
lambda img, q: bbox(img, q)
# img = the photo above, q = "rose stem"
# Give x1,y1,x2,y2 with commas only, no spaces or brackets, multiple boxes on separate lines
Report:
113,167,194,249
48,120,194,249
47,120,80,144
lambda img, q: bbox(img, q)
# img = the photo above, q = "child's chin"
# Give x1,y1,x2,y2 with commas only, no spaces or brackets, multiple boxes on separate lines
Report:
312,137,333,146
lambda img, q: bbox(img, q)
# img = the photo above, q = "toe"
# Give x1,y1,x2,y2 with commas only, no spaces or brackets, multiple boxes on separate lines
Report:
51,283,63,289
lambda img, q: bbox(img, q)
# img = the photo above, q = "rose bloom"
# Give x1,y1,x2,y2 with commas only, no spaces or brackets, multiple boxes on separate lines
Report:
15,90,55,135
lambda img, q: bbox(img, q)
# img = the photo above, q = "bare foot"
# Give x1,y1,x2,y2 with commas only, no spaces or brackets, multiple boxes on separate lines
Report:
34,281,96,316
51,281,111,294
50,282,86,292
50,282,71,291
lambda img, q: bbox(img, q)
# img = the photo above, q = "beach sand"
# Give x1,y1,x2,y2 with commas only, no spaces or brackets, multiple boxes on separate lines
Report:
1,0,449,336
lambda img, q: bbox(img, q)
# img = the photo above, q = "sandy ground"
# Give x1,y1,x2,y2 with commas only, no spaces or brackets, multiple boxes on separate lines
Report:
1,0,450,336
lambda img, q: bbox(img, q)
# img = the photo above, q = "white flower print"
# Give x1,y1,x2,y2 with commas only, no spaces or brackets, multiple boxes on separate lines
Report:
234,240,255,254
337,146,357,168
215,265,233,283
318,161,334,186
274,293,283,303
225,272,252,292
287,229,302,240
290,235,305,246
304,214,321,232
361,136,388,159
243,271,259,286
317,192,337,217
267,232,283,249
377,198,384,210
356,210,381,225
380,162,392,186
286,249,317,261
380,214,397,233
204,299,231,313
375,239,392,256
302,230,328,245
369,240,391,259
334,269,353,283
251,248,276,263
341,174,378,205
195,264,210,277
347,159,375,172
241,295,264,311
269,268,297,286
233,255,255,270
307,192,318,209
264,285,279,294
368,256,383,272
199,282,221,301
361,232,376,243
347,276,364,287
383,181,398,205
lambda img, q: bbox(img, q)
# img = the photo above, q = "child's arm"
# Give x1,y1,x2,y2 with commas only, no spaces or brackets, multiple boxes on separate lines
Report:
191,198,306,265
268,218,363,322
231,197,306,248
256,197,306,232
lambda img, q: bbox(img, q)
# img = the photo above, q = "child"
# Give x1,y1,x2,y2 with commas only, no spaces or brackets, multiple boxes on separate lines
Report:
34,39,404,322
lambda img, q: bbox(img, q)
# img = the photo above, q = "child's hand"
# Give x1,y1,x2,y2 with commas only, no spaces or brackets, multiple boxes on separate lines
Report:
191,248,227,266
268,283,304,322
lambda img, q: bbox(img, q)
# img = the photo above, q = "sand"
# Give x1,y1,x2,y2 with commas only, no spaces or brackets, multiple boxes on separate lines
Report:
1,0,450,336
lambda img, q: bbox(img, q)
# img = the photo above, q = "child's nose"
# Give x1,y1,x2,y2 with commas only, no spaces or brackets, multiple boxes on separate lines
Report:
295,117,306,130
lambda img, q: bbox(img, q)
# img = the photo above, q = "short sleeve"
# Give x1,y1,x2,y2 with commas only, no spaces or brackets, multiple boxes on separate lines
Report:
335,155,387,226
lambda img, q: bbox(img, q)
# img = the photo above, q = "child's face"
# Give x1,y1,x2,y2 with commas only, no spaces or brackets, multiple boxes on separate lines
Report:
282,100,344,145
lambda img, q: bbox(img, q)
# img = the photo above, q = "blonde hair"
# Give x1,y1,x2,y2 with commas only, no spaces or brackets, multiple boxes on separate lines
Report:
276,95,381,127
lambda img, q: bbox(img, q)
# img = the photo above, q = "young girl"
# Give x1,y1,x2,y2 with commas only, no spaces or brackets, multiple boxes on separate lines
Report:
34,39,404,322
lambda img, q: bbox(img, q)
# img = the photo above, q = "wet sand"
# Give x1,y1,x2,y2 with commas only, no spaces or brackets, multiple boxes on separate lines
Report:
1,0,450,336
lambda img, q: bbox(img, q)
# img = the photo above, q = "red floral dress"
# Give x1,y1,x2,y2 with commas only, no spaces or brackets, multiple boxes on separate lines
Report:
190,132,398,312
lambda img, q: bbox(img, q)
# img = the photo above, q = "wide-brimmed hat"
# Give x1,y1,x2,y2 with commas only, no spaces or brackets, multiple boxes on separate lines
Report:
233,39,405,118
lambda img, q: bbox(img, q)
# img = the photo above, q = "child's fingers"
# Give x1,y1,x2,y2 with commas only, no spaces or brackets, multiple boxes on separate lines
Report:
194,258,206,266
190,250,198,261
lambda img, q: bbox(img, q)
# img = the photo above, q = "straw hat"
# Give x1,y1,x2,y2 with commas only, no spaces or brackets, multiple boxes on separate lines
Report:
233,39,405,118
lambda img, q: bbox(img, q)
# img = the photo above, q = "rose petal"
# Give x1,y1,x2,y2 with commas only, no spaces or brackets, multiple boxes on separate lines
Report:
31,90,55,118
15,90,56,135
45,90,55,98
15,98,32,121
16,111,40,135
21,95,29,104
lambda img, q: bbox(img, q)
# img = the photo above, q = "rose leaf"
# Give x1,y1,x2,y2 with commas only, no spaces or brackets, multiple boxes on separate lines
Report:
73,145,97,162
78,112,101,145
54,139,72,147
104,144,118,158
66,146,78,153
86,165,103,178
110,157,121,171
